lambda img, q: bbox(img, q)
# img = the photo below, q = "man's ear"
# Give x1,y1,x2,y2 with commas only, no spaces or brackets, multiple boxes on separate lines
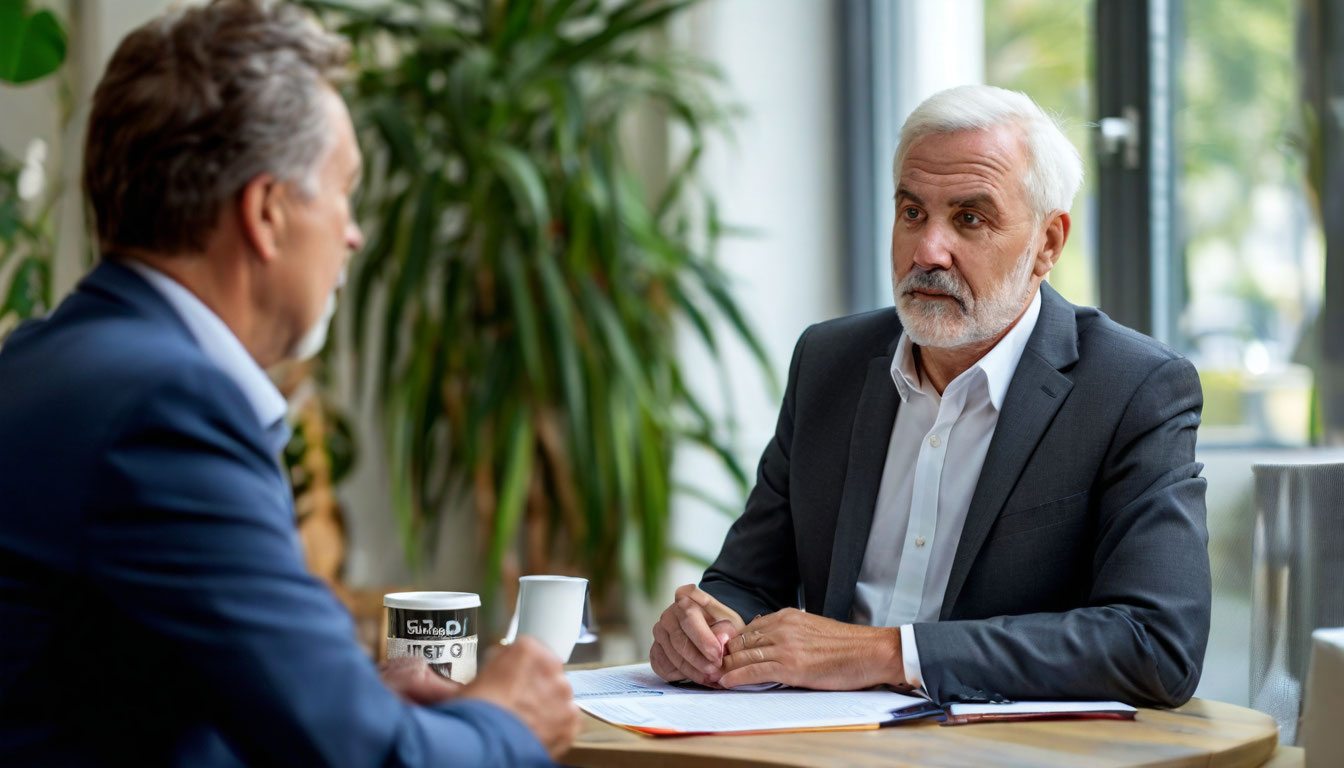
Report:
1034,210,1070,277
238,174,283,263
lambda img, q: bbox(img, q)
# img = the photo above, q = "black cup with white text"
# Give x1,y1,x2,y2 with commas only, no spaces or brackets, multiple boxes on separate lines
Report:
384,591,480,683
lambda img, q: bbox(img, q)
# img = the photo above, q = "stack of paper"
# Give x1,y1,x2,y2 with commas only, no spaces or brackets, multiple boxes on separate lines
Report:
568,663,939,735
567,664,1139,736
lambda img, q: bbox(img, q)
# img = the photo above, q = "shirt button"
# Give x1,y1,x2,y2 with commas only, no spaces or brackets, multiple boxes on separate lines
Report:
915,536,926,547
929,434,941,447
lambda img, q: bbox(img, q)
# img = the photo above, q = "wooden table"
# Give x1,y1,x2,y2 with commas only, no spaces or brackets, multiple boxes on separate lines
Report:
563,696,1285,767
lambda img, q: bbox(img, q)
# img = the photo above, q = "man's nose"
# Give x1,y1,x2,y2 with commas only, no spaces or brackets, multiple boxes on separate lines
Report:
911,223,954,272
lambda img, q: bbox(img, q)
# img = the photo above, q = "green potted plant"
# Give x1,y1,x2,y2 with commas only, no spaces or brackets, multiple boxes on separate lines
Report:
0,0,67,337
304,0,771,607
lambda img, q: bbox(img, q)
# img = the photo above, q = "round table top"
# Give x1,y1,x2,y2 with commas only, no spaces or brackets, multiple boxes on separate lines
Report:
563,696,1280,768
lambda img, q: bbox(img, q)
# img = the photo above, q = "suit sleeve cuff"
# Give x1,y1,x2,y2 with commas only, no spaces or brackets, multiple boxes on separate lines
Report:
408,698,553,767
900,624,929,698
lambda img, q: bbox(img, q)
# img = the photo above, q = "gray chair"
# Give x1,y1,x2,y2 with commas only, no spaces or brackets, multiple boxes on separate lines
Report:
1250,461,1344,745
1302,626,1344,768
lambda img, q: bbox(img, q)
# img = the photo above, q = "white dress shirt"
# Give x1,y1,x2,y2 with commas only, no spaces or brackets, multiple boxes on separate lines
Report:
122,259,289,454
851,288,1042,691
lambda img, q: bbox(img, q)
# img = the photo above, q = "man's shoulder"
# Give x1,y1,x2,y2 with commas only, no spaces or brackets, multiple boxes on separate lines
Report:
0,287,269,549
6,299,221,389
800,307,901,357
0,288,256,449
1070,302,1188,377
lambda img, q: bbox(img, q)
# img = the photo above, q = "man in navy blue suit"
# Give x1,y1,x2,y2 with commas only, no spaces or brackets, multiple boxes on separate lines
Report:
0,1,577,764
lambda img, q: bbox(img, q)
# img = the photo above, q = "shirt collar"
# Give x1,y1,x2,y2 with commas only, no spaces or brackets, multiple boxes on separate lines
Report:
122,259,288,433
890,286,1043,411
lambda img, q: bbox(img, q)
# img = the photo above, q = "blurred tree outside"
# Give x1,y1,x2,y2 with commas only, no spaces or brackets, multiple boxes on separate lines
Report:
985,0,1319,444
1175,0,1319,444
984,0,1097,308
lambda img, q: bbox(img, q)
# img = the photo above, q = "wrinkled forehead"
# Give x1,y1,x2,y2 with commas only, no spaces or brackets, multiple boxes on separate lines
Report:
897,125,1031,206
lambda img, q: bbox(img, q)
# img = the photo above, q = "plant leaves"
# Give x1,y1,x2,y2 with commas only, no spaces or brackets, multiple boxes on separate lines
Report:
673,482,741,521
550,0,696,69
487,142,551,246
380,172,441,395
487,404,534,597
370,101,421,174
635,410,667,595
670,545,712,571
688,259,779,397
1,256,47,319
500,242,545,393
305,0,767,612
0,1,66,85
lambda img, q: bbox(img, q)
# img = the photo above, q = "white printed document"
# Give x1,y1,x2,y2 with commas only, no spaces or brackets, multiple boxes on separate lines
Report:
567,663,938,735
568,664,1142,734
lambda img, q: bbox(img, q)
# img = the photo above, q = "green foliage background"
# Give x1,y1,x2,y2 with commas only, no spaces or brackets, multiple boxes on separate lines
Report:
0,0,66,338
304,0,769,601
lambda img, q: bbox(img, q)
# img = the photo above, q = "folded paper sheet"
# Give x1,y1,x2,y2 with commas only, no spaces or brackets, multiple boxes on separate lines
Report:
568,664,1140,735
568,663,938,734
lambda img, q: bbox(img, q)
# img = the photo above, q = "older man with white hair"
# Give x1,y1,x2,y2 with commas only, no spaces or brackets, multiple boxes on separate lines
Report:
649,84,1211,707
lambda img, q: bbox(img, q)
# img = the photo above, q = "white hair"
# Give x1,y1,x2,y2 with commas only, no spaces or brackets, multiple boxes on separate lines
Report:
892,84,1083,219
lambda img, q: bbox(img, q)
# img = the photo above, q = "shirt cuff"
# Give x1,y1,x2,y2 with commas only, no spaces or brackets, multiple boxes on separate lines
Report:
899,624,930,698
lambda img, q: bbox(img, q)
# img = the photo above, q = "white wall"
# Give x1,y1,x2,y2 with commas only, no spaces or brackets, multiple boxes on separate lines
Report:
633,0,846,653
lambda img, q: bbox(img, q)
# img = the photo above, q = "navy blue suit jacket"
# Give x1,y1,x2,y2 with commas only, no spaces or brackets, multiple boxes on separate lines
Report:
0,262,551,766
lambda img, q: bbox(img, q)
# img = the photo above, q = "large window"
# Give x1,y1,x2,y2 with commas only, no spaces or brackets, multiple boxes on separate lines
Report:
984,0,1097,308
1172,0,1321,445
847,0,1328,447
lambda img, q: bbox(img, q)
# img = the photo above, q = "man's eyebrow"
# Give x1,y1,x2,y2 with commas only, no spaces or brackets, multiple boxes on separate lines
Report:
952,194,1001,213
895,187,924,206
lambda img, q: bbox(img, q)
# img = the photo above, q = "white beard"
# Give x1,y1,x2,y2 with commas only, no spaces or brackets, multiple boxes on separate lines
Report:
288,291,337,361
893,245,1036,349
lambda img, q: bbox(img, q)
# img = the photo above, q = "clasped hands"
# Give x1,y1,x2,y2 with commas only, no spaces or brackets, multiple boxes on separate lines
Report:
649,584,907,691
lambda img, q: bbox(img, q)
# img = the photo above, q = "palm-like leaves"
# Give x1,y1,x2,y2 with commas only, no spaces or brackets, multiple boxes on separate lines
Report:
0,0,66,338
305,0,771,601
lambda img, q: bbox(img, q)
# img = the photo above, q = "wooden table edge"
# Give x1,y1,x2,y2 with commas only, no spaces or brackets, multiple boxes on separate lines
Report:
562,672,1280,768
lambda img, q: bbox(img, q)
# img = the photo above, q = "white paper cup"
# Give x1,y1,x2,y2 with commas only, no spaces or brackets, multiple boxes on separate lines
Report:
515,575,588,663
384,591,480,683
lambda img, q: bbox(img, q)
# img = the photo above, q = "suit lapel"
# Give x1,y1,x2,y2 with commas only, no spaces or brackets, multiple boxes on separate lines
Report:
940,283,1080,618
823,354,900,620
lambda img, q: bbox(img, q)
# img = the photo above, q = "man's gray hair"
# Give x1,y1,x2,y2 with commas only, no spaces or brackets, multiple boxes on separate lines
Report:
892,84,1083,219
84,0,350,255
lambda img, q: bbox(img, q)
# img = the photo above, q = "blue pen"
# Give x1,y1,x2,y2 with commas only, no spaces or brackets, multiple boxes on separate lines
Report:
575,689,665,699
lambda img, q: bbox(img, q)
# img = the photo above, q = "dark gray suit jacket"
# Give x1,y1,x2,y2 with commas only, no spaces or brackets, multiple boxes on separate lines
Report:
700,282,1211,707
